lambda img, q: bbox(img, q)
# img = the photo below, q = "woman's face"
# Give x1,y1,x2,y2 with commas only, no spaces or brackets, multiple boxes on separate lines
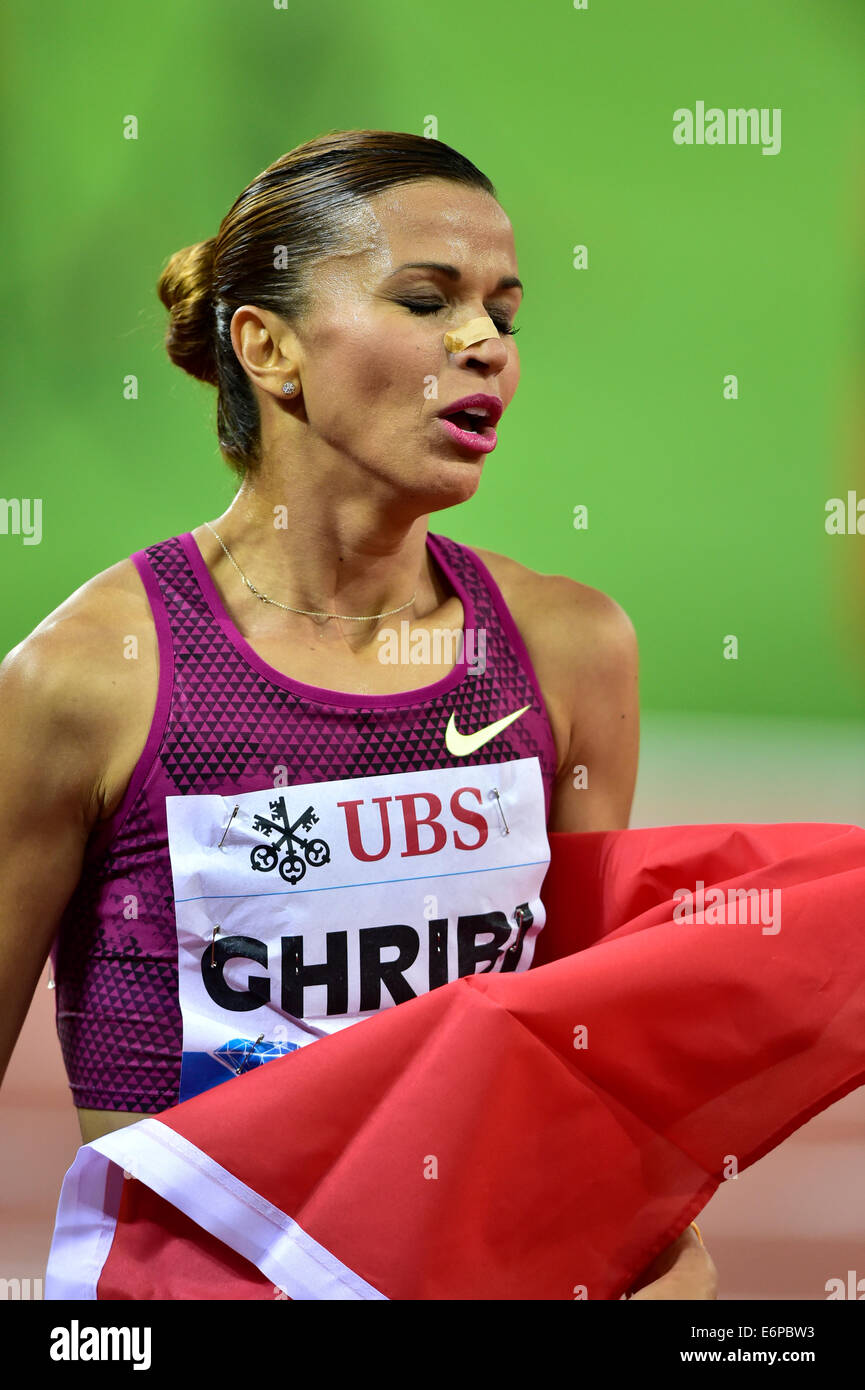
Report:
257,177,522,509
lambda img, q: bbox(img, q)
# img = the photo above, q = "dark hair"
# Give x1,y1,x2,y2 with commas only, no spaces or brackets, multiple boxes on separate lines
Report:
156,129,498,477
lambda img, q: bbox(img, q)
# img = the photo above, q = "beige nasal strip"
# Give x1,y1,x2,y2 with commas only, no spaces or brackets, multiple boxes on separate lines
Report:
443,316,499,353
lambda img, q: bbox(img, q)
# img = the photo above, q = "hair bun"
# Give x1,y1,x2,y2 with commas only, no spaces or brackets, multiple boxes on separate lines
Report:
157,237,218,385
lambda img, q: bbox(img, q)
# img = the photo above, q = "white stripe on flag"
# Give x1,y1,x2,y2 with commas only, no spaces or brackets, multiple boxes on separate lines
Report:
45,1144,124,1299
48,1118,388,1301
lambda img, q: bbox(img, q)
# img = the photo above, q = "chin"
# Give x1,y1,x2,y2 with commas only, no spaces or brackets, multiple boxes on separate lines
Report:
371,447,486,517
417,457,485,510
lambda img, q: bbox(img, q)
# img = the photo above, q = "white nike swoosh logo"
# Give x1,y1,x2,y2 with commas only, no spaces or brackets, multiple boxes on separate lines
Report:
444,704,531,756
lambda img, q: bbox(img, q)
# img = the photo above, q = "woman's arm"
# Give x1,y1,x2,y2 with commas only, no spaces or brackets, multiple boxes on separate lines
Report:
0,625,103,1086
541,581,640,834
0,567,150,1089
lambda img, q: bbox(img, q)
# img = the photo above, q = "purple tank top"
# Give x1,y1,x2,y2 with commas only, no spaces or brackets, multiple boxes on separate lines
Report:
52,530,558,1112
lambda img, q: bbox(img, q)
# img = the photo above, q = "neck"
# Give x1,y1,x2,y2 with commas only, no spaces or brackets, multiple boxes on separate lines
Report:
204,474,443,636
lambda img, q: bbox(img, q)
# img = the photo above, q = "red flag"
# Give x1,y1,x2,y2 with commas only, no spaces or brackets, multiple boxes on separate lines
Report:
46,821,865,1300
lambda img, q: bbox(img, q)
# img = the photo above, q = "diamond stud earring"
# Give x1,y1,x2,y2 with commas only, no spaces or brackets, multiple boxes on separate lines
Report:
282,381,297,396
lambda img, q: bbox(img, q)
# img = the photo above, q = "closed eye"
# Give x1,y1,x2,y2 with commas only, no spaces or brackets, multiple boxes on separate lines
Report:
398,300,520,336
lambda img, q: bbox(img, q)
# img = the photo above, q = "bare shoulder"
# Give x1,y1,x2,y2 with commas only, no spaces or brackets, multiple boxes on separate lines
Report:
2,556,154,691
466,544,637,656
0,558,157,814
465,544,639,777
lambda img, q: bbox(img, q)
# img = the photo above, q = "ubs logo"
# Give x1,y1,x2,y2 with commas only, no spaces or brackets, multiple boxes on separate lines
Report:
250,797,331,885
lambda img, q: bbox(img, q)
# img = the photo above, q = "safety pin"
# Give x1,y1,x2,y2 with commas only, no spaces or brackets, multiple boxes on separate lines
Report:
218,805,239,848
509,906,527,948
210,924,221,968
489,788,509,835
506,905,526,951
236,1033,265,1075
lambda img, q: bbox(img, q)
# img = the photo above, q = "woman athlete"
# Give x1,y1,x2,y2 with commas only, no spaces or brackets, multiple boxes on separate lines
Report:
0,130,715,1299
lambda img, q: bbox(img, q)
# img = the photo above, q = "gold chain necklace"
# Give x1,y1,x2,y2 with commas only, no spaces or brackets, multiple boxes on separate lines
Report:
204,523,417,622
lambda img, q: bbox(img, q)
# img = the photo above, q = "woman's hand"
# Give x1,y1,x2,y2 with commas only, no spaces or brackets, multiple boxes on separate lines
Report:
625,1225,719,1300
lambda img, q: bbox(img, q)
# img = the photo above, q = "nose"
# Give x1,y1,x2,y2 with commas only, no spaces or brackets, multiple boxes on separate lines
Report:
443,315,499,354
444,315,509,372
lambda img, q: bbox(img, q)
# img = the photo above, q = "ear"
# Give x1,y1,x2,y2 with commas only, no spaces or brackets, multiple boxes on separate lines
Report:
229,305,302,400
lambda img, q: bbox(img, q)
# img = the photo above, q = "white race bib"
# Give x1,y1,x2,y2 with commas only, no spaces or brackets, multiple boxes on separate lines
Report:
166,757,550,1100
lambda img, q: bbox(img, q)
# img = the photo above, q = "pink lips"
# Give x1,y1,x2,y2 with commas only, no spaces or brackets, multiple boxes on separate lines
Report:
436,392,503,454
437,417,498,453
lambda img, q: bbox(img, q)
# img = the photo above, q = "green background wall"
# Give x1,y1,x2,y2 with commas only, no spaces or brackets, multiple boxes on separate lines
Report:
2,0,864,720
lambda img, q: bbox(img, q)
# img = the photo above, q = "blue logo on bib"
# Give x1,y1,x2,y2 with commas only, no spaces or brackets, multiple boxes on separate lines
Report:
211,1036,299,1076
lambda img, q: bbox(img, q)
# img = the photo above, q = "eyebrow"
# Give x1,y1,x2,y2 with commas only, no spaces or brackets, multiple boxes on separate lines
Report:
386,261,523,293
